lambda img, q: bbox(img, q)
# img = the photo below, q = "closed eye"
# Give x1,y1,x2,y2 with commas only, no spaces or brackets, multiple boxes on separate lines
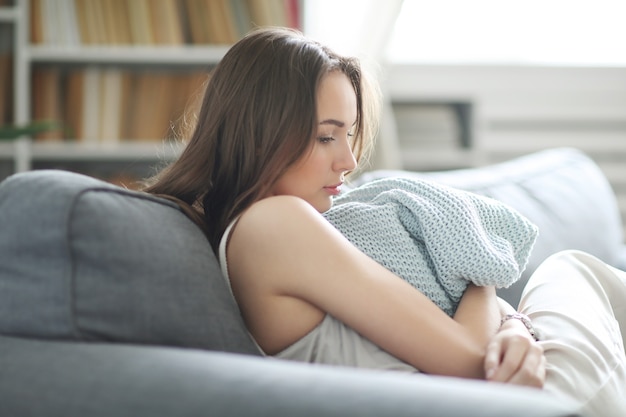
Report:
318,136,335,144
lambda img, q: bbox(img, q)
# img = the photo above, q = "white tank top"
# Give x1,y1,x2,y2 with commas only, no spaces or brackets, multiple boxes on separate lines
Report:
218,217,419,373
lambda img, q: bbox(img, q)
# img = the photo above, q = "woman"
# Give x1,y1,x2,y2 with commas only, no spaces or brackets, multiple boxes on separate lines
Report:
145,27,626,416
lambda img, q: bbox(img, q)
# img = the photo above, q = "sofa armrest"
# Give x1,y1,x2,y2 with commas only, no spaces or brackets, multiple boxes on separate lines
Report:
0,335,578,417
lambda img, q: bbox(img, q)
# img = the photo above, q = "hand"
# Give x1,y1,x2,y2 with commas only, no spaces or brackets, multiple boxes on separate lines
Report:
484,319,546,388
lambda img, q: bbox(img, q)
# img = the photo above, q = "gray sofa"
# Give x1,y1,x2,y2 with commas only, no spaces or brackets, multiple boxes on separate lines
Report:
0,147,623,417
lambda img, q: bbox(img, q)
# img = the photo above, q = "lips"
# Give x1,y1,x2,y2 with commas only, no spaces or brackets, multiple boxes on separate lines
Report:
324,182,343,196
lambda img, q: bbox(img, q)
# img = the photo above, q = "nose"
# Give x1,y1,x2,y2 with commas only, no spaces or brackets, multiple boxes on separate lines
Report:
336,137,357,174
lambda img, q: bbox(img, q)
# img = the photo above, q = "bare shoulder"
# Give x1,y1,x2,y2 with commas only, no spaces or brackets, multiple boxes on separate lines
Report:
236,195,326,234
231,195,339,254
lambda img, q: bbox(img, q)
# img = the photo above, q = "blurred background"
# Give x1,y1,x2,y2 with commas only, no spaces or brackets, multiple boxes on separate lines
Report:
310,0,626,234
1,0,624,229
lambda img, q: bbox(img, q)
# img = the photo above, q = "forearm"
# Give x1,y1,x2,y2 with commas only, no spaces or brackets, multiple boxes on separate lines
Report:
453,284,501,347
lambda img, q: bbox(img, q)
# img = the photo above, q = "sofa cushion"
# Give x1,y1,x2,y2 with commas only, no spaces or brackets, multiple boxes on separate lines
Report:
354,148,625,306
0,170,261,355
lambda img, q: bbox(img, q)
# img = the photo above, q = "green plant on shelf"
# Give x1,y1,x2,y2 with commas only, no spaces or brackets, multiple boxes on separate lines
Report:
0,120,62,141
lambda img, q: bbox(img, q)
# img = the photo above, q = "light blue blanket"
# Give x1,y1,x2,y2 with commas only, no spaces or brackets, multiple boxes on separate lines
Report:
323,177,538,316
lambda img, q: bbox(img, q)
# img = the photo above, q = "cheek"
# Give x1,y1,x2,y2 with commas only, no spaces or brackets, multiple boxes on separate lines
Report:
302,149,331,174
271,147,330,196
288,151,325,181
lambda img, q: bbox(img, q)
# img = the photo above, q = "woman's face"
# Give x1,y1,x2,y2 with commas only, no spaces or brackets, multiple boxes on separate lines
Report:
271,71,358,212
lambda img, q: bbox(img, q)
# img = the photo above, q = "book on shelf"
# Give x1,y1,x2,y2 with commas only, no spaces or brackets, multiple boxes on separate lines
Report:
35,0,81,46
101,0,131,45
206,0,239,44
99,68,126,143
185,0,211,44
31,0,301,46
81,67,102,143
0,25,12,126
150,0,185,45
63,66,103,143
31,67,64,141
126,0,156,45
64,69,86,141
128,73,174,142
29,0,44,44
0,53,12,126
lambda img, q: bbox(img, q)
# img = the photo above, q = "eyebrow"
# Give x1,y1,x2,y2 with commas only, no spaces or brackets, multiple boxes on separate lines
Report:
319,119,345,128
319,119,357,128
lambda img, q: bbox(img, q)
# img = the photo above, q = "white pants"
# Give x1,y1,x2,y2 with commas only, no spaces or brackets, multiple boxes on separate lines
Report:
519,250,626,417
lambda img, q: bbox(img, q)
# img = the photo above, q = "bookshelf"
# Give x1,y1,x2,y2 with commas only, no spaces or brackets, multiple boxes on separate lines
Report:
0,0,302,187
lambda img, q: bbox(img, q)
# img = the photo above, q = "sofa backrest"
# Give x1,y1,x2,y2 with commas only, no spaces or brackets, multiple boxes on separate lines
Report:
0,170,261,355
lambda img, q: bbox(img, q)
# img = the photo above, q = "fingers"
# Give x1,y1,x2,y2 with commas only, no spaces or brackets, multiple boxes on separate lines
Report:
484,338,502,380
485,331,546,388
507,343,546,388
492,334,532,382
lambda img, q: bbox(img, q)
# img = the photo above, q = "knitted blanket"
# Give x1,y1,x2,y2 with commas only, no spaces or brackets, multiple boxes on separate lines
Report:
323,177,538,316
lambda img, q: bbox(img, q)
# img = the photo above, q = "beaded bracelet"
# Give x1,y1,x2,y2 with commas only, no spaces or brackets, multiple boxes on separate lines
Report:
500,313,539,341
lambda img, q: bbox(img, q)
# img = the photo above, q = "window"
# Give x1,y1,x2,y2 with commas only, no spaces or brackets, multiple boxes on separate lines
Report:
387,0,626,66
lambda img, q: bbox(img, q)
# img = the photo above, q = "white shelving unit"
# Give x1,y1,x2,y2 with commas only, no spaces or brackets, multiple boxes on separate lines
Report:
0,138,184,170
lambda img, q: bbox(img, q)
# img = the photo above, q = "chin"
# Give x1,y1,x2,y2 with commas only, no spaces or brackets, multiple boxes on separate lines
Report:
306,198,330,213
317,201,333,213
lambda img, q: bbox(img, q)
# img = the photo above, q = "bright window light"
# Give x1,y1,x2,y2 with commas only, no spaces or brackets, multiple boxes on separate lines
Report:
387,0,626,66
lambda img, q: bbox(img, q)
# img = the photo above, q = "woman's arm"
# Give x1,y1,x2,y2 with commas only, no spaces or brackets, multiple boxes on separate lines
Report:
454,284,501,350
228,196,502,379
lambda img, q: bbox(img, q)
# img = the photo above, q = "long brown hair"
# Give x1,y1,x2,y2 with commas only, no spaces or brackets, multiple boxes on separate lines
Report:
144,27,380,252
